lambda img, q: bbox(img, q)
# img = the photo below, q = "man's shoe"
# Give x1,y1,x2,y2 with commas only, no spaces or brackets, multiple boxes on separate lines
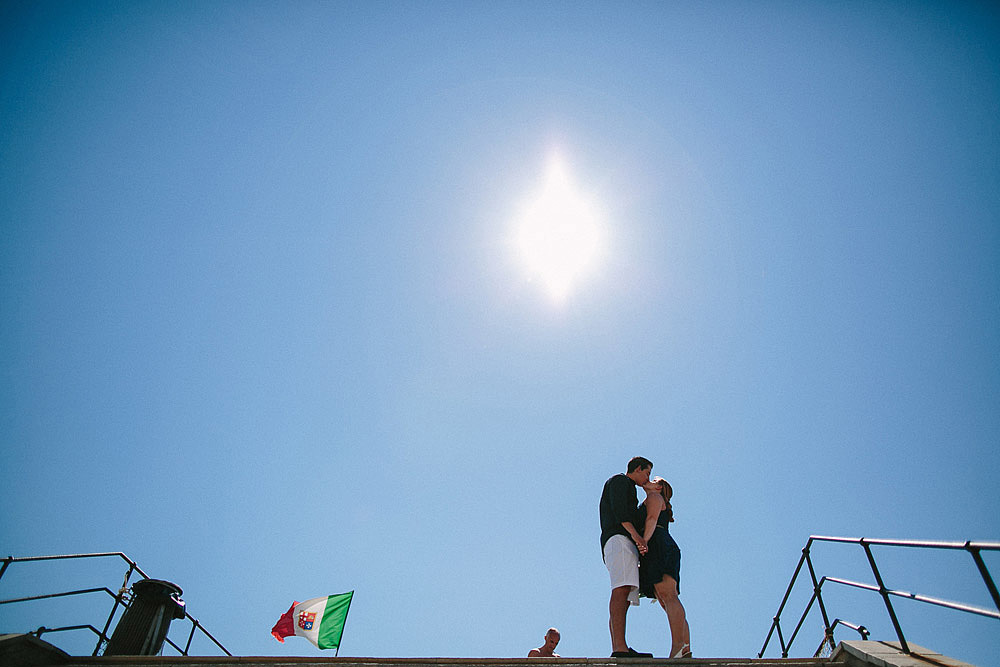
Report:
611,648,654,658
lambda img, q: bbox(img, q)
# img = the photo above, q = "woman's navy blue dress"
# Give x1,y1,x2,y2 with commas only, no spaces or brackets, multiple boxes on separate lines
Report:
639,506,681,598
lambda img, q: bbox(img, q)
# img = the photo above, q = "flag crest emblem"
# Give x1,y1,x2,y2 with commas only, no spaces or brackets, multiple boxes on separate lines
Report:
298,611,316,630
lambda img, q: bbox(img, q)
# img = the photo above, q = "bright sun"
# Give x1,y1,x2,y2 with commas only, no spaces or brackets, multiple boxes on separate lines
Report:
513,154,604,302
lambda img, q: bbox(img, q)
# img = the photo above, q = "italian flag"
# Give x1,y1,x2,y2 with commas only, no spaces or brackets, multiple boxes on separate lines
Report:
271,591,354,652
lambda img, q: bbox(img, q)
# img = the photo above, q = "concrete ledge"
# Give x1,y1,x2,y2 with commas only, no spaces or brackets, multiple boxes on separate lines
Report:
57,657,835,667
39,636,992,667
832,641,977,667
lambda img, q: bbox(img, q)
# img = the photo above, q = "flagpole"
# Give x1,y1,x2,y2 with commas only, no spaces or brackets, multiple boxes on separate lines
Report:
336,590,354,657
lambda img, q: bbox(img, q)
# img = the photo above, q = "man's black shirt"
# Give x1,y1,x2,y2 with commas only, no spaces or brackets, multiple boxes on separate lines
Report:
599,473,641,552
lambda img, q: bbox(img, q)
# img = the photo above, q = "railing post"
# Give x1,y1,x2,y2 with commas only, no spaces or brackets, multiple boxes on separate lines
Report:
784,586,819,656
966,543,1000,615
861,539,910,654
805,549,835,644
92,564,135,655
0,557,11,583
184,619,199,655
759,541,812,658
93,593,119,656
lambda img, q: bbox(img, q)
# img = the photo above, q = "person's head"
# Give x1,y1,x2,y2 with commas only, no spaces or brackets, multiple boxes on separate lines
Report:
626,456,653,485
646,476,674,521
543,628,560,649
648,476,672,503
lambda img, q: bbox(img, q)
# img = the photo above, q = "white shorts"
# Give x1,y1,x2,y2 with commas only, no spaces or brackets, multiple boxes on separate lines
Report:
603,534,640,606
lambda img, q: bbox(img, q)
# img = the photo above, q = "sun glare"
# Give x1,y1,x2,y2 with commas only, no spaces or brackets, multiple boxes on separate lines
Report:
513,155,604,302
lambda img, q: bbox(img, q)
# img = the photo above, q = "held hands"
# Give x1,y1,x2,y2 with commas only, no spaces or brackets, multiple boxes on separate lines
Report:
633,536,648,555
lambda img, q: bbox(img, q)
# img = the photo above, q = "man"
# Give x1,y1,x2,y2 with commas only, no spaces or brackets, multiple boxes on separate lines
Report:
527,628,561,657
600,456,654,658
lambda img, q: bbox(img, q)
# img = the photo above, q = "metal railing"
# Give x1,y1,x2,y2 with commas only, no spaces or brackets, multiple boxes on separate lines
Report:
0,552,231,656
813,619,870,658
759,536,1000,658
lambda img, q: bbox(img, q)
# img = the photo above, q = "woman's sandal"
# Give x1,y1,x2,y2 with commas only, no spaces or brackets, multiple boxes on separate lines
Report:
671,644,691,659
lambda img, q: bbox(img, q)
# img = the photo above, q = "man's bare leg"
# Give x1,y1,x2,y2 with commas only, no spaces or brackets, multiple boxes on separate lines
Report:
609,586,631,653
653,576,690,656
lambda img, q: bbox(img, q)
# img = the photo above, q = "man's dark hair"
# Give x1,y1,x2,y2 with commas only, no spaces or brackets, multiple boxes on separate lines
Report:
627,456,653,473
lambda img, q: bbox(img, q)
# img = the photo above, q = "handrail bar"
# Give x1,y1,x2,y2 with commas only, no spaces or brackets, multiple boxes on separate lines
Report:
0,587,119,606
759,535,1000,658
1,553,150,581
0,553,229,656
809,536,1000,550
823,576,1000,619
829,619,868,638
33,625,103,640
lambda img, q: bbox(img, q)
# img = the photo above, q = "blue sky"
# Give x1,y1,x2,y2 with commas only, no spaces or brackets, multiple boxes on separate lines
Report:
1,1,998,665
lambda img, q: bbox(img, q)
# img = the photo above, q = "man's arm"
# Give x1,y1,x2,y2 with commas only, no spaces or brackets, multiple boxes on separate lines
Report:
623,520,646,553
528,650,541,657
609,476,646,552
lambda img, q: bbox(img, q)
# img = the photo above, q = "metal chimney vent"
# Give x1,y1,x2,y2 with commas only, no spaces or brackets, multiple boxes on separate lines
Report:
104,579,186,656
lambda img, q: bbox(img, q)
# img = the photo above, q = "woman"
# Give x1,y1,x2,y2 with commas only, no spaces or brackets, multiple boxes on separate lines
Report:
639,476,691,658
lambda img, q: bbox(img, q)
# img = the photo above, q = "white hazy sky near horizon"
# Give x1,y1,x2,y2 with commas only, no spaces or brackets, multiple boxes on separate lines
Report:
1,2,999,666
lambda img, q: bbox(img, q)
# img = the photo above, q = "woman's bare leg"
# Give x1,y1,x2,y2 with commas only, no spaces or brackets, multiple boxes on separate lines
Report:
653,576,690,656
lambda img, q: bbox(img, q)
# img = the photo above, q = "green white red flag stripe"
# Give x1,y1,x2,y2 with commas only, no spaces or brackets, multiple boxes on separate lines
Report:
271,591,354,652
